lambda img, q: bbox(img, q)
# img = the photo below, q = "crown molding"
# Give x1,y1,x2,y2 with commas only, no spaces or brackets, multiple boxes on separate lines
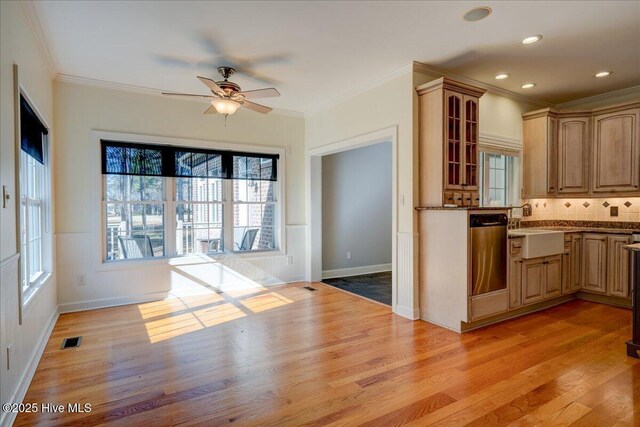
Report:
55,73,305,118
555,85,640,110
21,1,58,76
305,63,413,116
412,61,553,108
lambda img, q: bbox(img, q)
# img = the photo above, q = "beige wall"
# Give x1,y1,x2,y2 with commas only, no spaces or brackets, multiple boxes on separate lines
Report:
306,71,415,232
0,2,57,423
53,81,306,309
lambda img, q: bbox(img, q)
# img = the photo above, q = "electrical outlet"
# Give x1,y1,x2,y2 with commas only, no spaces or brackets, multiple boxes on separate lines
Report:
346,251,352,260
77,274,86,286
610,206,619,217
287,256,293,265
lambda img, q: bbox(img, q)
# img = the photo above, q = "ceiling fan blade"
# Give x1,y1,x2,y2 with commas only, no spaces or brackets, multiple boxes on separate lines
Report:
162,92,216,99
242,100,273,114
197,76,225,96
204,105,217,114
238,88,280,99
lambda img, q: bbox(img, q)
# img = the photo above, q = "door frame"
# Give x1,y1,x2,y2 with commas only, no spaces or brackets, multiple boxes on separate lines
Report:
306,126,398,312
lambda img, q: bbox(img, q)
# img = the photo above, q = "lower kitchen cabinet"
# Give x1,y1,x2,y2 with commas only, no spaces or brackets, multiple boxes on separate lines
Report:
582,234,608,294
569,234,582,292
607,235,632,298
545,255,562,298
521,254,562,305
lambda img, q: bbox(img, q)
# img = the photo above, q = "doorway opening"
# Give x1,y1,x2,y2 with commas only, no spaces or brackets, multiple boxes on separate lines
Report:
320,142,392,305
307,126,398,312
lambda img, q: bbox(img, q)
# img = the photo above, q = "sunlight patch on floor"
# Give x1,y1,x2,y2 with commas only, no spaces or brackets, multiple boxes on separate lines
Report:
240,292,294,313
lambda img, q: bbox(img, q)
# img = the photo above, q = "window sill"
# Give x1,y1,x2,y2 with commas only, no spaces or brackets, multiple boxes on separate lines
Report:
97,249,285,272
23,271,52,317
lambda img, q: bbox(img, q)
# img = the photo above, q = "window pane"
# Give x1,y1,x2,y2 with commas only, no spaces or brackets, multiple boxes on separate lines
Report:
176,201,224,254
233,201,276,251
234,180,275,202
105,203,164,259
176,177,223,202
106,175,163,201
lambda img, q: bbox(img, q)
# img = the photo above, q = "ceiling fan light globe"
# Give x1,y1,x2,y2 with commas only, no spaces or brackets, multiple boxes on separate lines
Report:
211,99,240,115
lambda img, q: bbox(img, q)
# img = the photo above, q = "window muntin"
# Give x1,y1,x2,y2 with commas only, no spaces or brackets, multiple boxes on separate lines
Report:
105,175,165,260
479,151,519,207
21,151,45,288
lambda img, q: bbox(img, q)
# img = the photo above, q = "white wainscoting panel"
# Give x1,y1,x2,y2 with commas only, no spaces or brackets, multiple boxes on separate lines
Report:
395,232,419,319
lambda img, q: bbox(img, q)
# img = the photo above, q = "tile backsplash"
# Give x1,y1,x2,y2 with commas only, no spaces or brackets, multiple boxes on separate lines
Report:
523,198,640,222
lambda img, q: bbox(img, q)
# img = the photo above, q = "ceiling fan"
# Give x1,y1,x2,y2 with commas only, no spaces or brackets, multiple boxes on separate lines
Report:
162,66,280,118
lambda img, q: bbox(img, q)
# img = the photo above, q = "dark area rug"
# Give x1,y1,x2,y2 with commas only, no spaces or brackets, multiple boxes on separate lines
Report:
322,271,391,306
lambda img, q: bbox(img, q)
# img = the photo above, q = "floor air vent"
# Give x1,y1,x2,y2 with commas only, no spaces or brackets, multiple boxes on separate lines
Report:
61,336,82,350
303,286,317,291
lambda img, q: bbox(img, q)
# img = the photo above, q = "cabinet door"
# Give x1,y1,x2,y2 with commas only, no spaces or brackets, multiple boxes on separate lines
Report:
607,235,632,298
463,96,479,191
522,258,545,304
592,108,640,193
509,240,523,309
523,115,553,198
562,250,571,294
558,117,590,194
570,235,582,292
544,255,562,298
582,234,608,293
444,91,463,190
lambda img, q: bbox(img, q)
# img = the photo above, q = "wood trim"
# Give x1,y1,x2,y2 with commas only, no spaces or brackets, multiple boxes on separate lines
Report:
415,77,486,98
461,294,575,332
575,291,632,308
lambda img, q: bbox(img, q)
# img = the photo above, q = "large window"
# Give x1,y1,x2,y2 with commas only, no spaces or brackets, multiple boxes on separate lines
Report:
479,151,520,207
102,141,279,260
19,95,51,299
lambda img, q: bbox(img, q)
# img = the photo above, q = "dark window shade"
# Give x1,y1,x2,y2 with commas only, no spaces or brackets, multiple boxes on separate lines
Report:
174,150,225,178
20,95,47,165
101,140,278,181
231,155,277,181
102,142,165,176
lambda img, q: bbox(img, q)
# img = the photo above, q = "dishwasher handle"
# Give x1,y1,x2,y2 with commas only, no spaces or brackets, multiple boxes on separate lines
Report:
470,214,508,228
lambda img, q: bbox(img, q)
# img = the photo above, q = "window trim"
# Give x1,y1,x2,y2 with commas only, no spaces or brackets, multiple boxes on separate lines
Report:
14,77,54,318
92,131,287,269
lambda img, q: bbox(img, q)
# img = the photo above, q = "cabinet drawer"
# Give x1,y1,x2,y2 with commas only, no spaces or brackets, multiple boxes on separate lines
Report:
510,239,522,255
470,290,508,321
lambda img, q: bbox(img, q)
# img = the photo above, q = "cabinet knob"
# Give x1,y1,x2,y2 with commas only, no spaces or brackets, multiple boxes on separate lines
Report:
518,260,523,264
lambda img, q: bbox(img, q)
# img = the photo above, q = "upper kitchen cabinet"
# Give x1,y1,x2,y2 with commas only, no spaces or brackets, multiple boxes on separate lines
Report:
522,101,640,198
417,78,486,206
592,107,640,193
558,116,590,194
522,109,558,198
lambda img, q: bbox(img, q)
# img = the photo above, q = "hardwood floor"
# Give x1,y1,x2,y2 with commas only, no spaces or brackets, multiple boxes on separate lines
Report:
16,282,640,426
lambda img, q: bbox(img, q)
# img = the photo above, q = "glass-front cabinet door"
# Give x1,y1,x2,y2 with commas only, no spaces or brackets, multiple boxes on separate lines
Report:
445,91,463,190
463,97,479,190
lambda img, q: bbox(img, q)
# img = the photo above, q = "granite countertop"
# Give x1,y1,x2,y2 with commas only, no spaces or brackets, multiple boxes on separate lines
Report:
518,226,640,235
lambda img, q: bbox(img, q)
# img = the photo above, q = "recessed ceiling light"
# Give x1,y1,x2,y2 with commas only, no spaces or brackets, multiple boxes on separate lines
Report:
595,71,612,78
522,35,543,45
495,73,510,80
521,83,536,89
463,7,492,22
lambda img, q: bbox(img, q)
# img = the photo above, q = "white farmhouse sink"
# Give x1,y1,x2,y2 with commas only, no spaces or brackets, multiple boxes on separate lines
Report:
509,229,565,259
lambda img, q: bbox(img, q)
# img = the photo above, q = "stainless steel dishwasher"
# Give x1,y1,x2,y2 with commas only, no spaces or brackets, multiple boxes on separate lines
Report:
470,214,508,295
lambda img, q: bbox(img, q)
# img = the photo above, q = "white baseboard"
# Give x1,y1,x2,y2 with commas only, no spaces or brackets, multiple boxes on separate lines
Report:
322,263,392,280
394,305,420,320
58,291,169,313
1,308,59,427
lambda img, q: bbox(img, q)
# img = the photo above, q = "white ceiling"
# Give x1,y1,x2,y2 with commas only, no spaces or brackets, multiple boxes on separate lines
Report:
33,1,640,113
